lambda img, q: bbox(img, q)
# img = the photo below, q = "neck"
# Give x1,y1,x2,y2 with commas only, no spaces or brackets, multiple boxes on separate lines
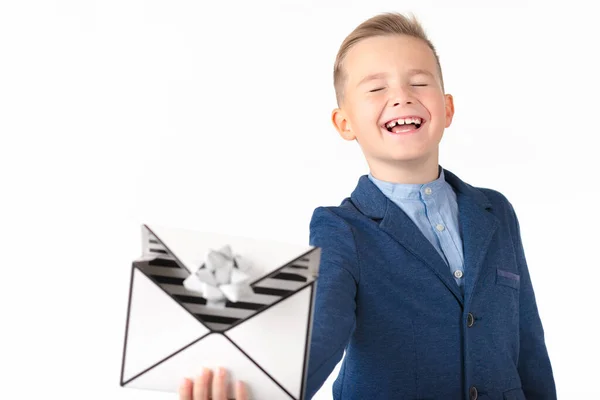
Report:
368,155,440,184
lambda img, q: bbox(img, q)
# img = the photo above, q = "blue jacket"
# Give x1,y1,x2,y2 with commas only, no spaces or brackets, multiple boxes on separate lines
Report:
305,168,556,400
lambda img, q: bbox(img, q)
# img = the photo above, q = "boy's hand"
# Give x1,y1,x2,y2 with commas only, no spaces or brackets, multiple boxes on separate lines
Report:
179,367,248,400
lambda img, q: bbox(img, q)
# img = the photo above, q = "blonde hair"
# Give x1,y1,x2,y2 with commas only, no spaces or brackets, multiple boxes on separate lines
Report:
333,12,444,105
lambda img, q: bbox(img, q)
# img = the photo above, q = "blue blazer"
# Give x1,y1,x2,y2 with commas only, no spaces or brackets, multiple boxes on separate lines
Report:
305,168,556,400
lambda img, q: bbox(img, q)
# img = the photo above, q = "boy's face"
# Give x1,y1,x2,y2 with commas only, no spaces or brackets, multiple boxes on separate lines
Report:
333,34,454,176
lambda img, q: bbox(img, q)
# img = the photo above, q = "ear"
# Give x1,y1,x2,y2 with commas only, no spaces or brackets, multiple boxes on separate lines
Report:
444,94,455,128
332,108,356,141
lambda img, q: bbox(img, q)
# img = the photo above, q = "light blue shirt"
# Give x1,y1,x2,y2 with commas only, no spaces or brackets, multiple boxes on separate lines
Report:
368,165,465,289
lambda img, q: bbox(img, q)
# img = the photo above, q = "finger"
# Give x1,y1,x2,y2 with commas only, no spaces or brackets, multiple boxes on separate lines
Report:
179,378,193,400
235,380,248,400
193,368,212,400
211,367,227,400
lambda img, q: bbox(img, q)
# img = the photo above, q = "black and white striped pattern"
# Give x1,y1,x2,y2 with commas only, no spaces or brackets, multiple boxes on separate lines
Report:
136,229,319,331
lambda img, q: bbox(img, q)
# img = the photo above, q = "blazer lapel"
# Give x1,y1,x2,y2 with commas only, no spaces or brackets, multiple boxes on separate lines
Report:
380,199,464,305
444,169,499,305
350,168,499,307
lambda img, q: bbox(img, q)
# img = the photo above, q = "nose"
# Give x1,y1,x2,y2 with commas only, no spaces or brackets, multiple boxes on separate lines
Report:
390,85,414,107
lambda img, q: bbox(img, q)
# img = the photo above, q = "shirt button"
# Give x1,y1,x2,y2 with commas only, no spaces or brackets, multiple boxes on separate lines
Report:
436,224,445,231
454,270,463,279
424,187,432,195
469,386,478,400
467,312,475,327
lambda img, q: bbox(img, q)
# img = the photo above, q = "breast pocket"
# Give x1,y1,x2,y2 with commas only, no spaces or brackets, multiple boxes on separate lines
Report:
496,268,520,290
494,268,520,334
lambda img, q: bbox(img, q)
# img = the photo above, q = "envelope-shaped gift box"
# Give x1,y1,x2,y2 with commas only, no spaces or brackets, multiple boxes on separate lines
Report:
120,225,321,399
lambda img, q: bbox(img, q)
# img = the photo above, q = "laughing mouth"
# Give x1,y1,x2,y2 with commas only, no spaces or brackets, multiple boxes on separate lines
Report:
384,116,423,132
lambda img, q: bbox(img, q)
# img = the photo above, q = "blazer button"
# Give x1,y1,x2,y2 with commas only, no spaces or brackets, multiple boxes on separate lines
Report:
467,312,475,327
469,385,478,400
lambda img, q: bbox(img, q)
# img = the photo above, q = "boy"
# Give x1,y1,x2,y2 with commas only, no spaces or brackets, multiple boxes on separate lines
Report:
179,12,556,400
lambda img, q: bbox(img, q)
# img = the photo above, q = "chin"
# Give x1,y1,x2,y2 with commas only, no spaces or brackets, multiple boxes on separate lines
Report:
389,146,434,158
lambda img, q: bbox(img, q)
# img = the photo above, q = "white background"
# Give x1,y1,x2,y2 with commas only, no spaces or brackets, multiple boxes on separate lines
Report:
1,0,599,398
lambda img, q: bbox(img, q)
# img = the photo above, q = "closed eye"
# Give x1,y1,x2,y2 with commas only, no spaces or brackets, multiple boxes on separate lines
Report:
369,88,385,92
411,84,428,87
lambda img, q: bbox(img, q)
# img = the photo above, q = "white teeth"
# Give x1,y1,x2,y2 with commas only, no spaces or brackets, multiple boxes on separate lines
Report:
385,117,423,129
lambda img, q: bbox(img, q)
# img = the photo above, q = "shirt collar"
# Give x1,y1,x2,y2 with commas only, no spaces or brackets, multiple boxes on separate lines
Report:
368,165,448,201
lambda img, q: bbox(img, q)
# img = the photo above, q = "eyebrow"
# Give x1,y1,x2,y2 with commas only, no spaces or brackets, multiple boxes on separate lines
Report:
356,69,435,86
357,72,388,86
407,68,435,78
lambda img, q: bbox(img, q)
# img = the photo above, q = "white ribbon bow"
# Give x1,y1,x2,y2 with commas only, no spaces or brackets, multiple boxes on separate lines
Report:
183,245,253,307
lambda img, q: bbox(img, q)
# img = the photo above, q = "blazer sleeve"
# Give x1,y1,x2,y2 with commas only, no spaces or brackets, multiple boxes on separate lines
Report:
508,202,557,399
304,207,359,399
